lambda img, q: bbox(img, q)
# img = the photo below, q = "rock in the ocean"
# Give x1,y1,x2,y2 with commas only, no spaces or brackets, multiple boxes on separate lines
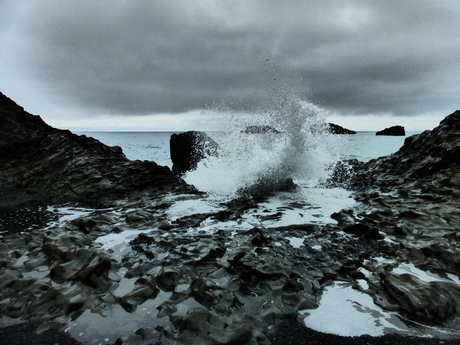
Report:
242,125,281,134
170,131,219,175
376,125,405,136
0,92,195,205
328,123,356,134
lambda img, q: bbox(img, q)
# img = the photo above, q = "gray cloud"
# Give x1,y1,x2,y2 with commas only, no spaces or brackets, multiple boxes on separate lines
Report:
1,0,459,119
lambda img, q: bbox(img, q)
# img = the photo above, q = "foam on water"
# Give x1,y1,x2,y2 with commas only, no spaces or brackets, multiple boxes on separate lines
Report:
184,98,343,197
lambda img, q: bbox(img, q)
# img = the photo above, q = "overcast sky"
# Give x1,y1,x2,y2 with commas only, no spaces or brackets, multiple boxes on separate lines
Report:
1,0,459,131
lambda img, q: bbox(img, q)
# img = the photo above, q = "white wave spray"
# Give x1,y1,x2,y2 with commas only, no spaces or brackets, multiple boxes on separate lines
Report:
184,97,344,197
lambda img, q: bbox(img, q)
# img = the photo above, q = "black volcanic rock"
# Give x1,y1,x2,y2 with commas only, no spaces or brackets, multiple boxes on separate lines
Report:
170,131,218,175
358,110,460,187
333,111,460,325
0,92,195,204
382,273,459,324
242,125,281,134
376,125,405,136
328,123,356,134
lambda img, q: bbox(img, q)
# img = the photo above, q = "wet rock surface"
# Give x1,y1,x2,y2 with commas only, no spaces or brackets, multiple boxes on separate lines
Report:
0,199,394,344
333,110,460,328
1,92,460,344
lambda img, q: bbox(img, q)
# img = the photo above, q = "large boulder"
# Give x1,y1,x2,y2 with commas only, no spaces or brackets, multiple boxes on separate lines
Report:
0,92,195,205
382,273,459,324
170,131,218,175
376,125,405,136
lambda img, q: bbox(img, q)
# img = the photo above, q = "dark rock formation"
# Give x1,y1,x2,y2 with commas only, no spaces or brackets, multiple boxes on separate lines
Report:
381,273,459,324
355,110,460,190
0,209,379,343
170,131,219,175
333,110,460,324
0,92,194,205
328,123,356,134
242,125,281,134
376,125,405,136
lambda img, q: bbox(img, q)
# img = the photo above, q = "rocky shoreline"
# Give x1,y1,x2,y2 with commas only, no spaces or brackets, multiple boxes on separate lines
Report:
0,93,196,205
1,92,460,344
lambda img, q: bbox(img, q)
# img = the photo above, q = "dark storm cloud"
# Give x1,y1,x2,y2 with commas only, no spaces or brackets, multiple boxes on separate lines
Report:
2,0,460,117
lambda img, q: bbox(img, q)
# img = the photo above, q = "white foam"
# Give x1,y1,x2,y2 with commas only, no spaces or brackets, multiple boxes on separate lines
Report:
47,206,95,225
185,99,344,197
237,187,354,228
165,199,224,220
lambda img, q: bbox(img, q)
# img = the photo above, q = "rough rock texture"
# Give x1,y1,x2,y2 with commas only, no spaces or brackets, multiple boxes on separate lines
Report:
362,112,459,187
1,92,460,344
332,110,460,324
0,201,388,344
170,131,219,175
382,273,459,324
376,125,405,136
328,123,357,135
0,92,195,205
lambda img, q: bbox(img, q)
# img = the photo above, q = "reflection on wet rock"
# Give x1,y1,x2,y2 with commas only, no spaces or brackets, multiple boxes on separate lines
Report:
382,273,459,324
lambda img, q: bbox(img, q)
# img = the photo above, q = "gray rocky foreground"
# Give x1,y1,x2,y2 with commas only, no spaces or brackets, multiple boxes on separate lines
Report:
1,92,460,344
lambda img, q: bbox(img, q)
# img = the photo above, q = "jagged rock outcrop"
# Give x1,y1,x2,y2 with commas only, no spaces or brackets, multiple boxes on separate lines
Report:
332,110,460,324
2,92,460,342
170,131,218,175
356,111,459,191
0,92,195,205
328,123,356,134
376,125,405,136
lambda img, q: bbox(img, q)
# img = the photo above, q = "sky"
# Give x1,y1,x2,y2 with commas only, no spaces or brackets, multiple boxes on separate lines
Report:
1,0,459,131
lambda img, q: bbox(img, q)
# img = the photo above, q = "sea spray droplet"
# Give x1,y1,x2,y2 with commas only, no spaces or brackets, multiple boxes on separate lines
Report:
184,98,343,196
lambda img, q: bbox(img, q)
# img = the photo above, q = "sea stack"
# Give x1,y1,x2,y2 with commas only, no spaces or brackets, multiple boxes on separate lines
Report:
376,125,405,136
328,123,357,134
